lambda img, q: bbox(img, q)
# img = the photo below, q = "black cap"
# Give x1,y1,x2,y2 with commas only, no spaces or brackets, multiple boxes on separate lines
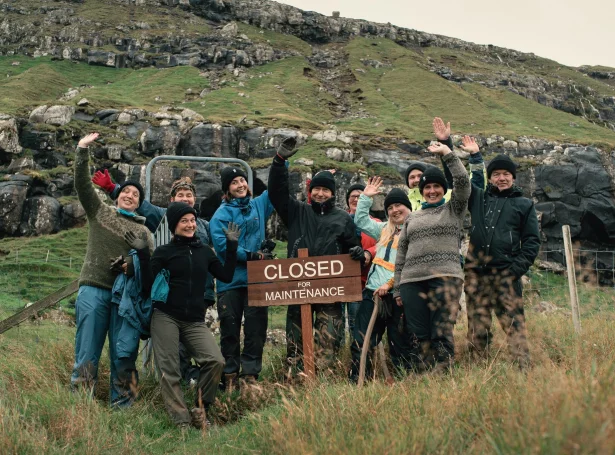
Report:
418,166,448,195
384,188,412,212
167,202,197,234
346,183,365,206
117,180,144,207
220,166,248,193
309,170,336,194
404,161,428,188
487,154,517,179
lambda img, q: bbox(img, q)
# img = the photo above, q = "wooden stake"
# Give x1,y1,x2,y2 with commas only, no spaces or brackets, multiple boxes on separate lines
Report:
358,294,379,387
562,225,581,334
297,248,315,379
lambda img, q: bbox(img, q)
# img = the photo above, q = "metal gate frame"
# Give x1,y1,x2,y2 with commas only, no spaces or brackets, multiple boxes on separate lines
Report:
144,155,253,202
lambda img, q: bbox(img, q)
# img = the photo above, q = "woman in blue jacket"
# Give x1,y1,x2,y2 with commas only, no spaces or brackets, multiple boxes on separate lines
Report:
210,166,275,389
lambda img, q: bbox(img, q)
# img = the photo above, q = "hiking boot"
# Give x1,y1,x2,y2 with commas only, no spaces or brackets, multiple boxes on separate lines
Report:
223,372,238,393
190,407,211,430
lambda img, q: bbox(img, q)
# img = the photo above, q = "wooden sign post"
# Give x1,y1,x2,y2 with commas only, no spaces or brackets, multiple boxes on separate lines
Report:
247,248,362,379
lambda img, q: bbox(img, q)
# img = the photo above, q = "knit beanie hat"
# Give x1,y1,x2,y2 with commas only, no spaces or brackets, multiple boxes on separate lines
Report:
170,176,196,198
220,166,248,193
346,183,365,206
117,180,144,207
487,154,517,179
167,202,197,234
309,170,336,193
384,188,412,212
418,166,448,195
404,161,428,188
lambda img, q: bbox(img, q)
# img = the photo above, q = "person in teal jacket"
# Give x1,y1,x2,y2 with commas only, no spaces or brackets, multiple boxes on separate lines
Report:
349,178,413,382
209,166,275,389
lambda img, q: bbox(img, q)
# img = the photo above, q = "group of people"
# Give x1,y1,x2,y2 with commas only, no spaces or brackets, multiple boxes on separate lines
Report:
69,116,540,429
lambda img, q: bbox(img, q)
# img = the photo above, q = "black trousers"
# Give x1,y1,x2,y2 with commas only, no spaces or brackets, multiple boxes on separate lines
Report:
400,278,462,372
350,289,412,381
465,269,530,366
217,288,268,377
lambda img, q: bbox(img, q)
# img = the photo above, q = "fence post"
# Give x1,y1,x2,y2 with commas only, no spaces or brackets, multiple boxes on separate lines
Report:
46,250,50,263
562,225,581,334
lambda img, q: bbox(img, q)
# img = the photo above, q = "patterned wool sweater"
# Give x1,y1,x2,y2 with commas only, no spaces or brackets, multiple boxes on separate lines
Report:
393,153,470,296
75,147,153,290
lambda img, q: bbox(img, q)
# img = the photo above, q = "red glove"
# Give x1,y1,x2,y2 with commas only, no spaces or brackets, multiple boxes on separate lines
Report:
92,169,116,194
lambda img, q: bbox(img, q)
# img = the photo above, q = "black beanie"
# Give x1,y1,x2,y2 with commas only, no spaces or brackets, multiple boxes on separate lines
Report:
220,166,248,193
167,202,197,234
309,171,336,194
418,166,448,195
384,188,412,212
346,183,365,206
404,161,428,188
117,180,144,207
487,154,517,179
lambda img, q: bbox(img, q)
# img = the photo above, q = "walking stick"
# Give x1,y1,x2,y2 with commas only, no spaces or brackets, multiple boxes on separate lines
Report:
358,294,381,388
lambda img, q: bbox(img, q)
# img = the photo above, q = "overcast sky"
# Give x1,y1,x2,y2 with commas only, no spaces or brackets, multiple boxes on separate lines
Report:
281,0,615,68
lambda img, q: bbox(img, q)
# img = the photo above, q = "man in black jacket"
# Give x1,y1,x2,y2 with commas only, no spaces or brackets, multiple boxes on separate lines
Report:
269,139,365,372
464,154,540,368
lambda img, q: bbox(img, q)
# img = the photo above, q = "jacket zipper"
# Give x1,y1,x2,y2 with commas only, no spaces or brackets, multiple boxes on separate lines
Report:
187,248,193,316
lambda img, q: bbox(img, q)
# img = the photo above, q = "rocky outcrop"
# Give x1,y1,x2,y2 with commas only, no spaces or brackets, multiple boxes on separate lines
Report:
19,196,62,236
0,177,29,235
0,114,22,156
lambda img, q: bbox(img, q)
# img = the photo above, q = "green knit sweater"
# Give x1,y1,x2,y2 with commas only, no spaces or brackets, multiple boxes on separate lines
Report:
74,147,153,290
393,153,470,296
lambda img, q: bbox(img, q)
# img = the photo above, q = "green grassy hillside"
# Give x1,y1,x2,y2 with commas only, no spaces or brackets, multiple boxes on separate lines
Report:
2,35,615,147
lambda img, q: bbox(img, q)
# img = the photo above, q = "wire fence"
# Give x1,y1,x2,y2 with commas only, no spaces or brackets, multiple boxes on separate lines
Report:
1,246,614,324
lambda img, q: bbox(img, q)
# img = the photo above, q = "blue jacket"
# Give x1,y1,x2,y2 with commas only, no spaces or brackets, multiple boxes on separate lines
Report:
210,191,274,293
111,249,152,359
112,184,215,301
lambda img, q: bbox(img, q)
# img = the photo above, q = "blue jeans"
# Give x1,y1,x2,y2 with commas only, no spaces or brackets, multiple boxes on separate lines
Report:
339,301,360,346
71,285,139,407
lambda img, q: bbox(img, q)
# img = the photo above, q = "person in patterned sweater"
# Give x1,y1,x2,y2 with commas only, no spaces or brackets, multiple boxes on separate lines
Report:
393,141,470,373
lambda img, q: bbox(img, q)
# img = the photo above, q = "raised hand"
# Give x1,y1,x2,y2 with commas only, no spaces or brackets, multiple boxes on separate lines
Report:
92,169,116,193
276,137,298,160
432,117,451,141
427,142,452,156
460,135,480,155
78,133,100,149
223,222,241,243
124,231,149,250
363,176,383,198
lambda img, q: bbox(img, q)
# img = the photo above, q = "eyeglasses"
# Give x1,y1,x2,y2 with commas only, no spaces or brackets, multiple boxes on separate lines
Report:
348,195,361,200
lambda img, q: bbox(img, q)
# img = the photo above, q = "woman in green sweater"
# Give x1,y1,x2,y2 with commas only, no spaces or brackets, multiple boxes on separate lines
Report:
393,141,470,373
71,133,153,407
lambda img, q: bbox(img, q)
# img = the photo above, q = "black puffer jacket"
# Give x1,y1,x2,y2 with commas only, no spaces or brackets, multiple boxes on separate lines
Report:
466,183,540,278
269,157,361,258
143,235,237,322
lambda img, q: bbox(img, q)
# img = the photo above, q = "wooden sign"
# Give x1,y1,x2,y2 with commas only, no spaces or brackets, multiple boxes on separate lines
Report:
247,255,362,307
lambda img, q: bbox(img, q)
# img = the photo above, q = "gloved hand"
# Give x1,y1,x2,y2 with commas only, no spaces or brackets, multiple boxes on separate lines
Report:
124,231,149,251
276,137,298,160
109,255,125,273
223,222,241,243
261,239,276,254
92,169,116,194
247,251,274,261
349,246,365,262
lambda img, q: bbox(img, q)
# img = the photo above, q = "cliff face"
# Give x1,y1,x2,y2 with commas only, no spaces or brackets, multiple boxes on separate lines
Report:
1,0,615,279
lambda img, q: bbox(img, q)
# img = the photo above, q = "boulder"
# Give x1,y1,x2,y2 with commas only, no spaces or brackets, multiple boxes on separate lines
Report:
140,125,181,156
325,147,353,162
106,145,124,161
46,106,73,125
61,199,86,229
7,156,37,173
19,127,57,151
19,196,62,236
180,123,239,158
29,105,49,124
0,115,22,154
0,179,29,235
